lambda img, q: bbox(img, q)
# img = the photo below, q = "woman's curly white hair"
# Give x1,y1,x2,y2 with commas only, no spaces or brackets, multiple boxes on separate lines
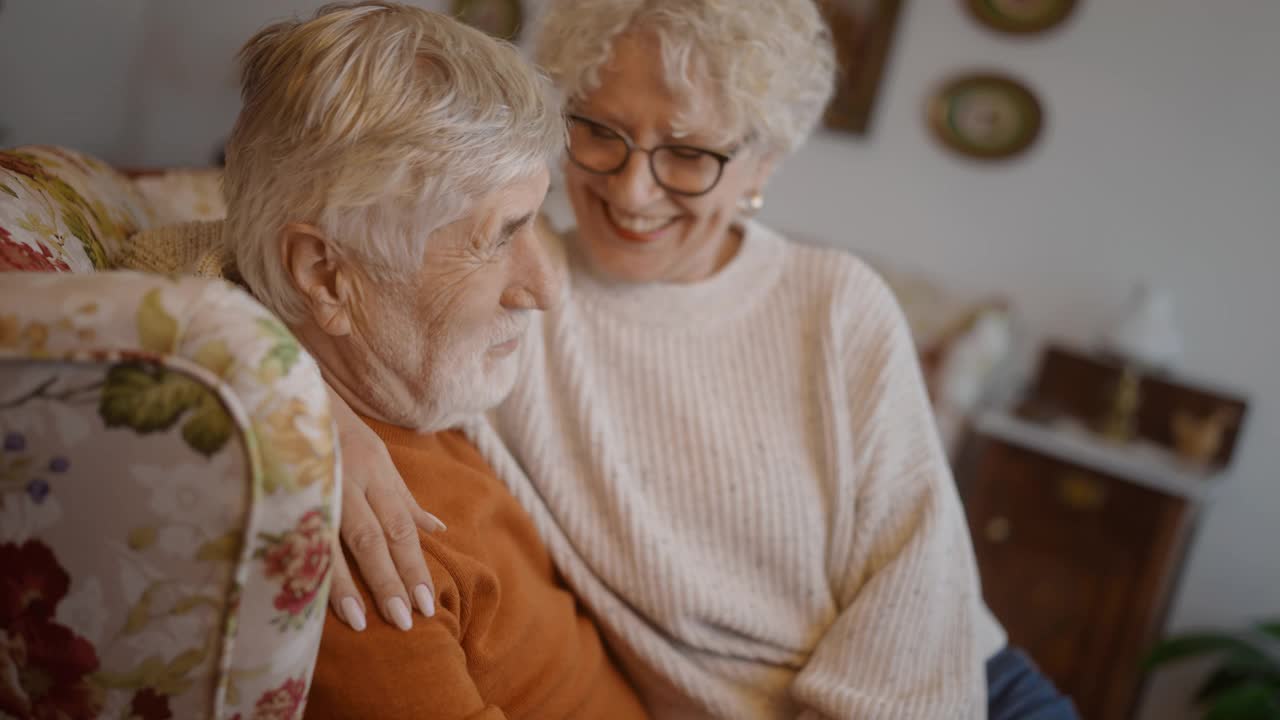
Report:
534,0,836,154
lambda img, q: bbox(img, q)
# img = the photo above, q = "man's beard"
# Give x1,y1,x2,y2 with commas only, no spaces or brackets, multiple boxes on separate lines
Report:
409,312,527,431
352,307,529,433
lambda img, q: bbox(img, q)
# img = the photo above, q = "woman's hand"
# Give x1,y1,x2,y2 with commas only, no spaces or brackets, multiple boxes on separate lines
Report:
326,386,446,631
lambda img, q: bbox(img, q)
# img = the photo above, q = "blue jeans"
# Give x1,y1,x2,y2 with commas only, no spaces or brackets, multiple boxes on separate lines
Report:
987,646,1079,720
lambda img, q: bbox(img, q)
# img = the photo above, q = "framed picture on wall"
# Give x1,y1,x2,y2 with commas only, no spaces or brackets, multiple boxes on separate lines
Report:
818,0,906,136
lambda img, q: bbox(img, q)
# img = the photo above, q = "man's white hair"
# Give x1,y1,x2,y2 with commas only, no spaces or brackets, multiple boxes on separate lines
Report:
224,1,564,323
534,0,835,154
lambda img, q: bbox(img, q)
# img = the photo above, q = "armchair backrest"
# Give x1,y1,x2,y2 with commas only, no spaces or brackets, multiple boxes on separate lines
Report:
1,147,339,720
1,146,159,272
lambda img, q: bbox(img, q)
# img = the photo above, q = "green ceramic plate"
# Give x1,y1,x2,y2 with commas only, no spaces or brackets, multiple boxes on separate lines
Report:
966,0,1078,35
928,73,1043,160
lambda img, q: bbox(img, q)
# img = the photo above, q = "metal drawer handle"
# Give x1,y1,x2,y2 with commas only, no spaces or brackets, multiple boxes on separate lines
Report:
1057,471,1108,512
985,516,1011,544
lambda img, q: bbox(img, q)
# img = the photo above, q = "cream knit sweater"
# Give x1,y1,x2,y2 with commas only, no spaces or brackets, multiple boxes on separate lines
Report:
465,221,1005,719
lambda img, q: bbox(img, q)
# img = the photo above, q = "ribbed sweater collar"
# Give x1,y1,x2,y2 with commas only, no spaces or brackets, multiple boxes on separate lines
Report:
566,220,785,330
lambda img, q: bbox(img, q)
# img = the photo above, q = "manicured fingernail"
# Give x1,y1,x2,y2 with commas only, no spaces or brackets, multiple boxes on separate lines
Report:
414,584,435,618
341,597,366,632
426,515,447,533
387,597,412,631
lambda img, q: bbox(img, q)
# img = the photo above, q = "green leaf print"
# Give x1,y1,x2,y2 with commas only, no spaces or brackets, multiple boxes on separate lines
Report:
136,288,179,354
180,390,233,457
196,531,241,563
99,362,232,456
61,206,108,269
255,317,301,381
92,654,167,690
100,363,201,434
192,339,234,378
127,526,158,550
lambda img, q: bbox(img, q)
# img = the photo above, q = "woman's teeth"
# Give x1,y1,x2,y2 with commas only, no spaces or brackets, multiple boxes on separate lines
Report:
607,204,673,233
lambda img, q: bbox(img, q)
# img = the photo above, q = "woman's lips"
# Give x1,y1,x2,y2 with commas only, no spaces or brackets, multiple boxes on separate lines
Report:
602,199,678,243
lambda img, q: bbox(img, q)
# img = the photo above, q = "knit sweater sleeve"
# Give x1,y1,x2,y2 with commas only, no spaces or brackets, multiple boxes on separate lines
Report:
790,269,987,719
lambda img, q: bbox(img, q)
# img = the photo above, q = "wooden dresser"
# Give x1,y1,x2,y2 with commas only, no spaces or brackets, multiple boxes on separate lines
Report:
956,345,1249,719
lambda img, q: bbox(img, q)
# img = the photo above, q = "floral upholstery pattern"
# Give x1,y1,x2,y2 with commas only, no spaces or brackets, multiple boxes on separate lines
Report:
1,146,338,720
0,146,159,273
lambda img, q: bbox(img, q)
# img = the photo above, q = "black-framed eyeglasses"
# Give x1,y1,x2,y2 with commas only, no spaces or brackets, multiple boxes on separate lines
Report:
565,114,737,197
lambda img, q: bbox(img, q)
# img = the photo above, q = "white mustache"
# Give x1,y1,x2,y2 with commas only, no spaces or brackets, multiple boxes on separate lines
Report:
486,311,531,347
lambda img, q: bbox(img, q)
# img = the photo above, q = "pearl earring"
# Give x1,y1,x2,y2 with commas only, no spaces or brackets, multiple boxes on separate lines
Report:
739,191,765,214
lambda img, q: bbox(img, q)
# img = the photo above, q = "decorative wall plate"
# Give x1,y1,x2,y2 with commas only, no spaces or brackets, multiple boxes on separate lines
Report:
927,73,1043,160
452,0,522,40
966,0,1078,35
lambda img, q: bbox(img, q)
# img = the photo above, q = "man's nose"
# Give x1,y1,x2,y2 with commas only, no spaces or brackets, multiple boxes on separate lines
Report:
500,217,564,312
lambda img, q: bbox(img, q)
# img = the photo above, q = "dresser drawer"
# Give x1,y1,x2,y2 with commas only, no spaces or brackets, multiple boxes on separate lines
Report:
966,439,1169,554
961,436,1194,720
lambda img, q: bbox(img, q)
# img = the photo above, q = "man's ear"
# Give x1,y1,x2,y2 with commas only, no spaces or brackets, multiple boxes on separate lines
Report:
279,223,354,337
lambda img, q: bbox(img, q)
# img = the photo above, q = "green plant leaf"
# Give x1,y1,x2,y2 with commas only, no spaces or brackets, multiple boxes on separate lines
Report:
1196,654,1280,704
181,390,232,456
99,363,201,434
1145,633,1272,670
1259,620,1280,641
137,288,179,353
1204,682,1280,720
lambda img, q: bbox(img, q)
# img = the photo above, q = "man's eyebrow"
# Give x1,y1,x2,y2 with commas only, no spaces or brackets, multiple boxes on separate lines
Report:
498,212,534,242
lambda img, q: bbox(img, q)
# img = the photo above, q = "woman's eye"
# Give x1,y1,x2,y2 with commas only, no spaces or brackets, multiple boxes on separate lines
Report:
669,147,705,160
589,124,619,140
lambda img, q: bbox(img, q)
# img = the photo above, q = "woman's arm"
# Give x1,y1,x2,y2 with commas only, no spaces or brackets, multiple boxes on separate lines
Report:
790,278,987,719
327,385,446,630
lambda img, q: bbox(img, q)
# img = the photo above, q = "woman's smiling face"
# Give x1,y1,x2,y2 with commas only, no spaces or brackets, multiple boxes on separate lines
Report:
563,30,774,284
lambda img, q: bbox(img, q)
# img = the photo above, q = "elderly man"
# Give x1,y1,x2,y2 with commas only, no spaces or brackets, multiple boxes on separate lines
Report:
183,3,647,718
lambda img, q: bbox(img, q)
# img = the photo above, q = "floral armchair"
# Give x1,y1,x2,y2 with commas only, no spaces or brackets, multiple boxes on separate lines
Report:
1,146,338,719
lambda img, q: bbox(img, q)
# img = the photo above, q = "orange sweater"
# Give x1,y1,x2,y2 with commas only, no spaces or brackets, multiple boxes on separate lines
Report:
305,421,648,720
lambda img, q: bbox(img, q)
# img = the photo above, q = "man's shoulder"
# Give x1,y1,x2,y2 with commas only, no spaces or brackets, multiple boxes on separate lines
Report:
380,427,498,480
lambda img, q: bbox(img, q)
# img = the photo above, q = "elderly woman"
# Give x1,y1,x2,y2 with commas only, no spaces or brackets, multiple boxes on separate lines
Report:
335,1,1076,718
